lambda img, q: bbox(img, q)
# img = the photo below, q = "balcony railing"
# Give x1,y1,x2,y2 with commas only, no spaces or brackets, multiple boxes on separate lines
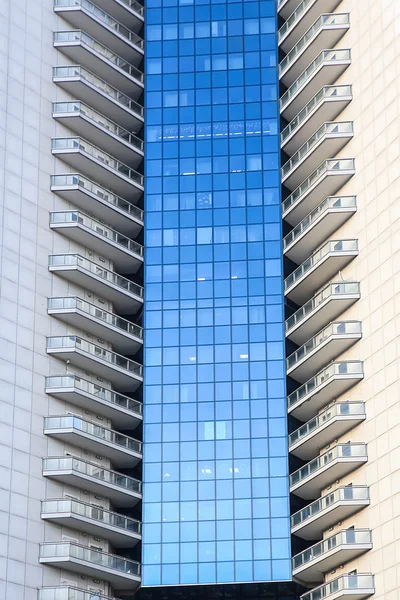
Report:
300,574,375,600
53,31,143,83
52,65,143,116
287,321,362,370
48,296,143,339
290,443,368,488
48,253,144,299
39,541,141,576
52,102,143,151
54,0,144,49
279,14,350,76
43,456,142,494
282,122,353,180
283,196,356,250
44,415,142,453
280,49,351,110
283,159,355,215
292,529,372,570
41,498,141,535
38,587,121,600
289,402,366,448
285,240,358,291
49,211,144,256
45,374,143,416
46,335,143,378
281,86,352,145
51,174,143,223
279,0,324,41
291,486,370,530
288,361,364,410
51,138,144,187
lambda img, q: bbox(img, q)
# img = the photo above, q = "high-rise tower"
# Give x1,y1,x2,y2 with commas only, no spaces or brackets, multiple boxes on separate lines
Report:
0,0,399,599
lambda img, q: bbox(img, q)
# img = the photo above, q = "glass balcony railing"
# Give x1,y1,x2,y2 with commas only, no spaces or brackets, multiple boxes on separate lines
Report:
51,137,144,187
46,336,143,378
280,14,350,75
282,122,353,178
45,374,143,416
288,361,364,409
44,416,142,454
54,31,143,82
286,282,360,333
38,586,121,600
287,321,361,370
49,211,144,256
48,296,143,339
39,541,141,577
48,254,144,298
52,65,144,115
291,486,370,529
284,196,356,250
54,0,144,49
41,498,142,535
281,86,352,145
279,0,319,40
282,159,355,215
292,529,372,570
290,443,367,488
53,102,143,151
284,240,358,291
289,402,365,448
300,574,375,600
43,456,142,494
280,49,351,110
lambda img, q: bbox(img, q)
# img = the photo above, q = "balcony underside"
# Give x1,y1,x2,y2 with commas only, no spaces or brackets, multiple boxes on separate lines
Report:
51,181,143,237
45,383,142,430
279,0,304,19
292,498,370,540
46,347,142,392
93,0,144,31
49,263,143,315
49,222,143,275
41,511,141,547
53,75,143,130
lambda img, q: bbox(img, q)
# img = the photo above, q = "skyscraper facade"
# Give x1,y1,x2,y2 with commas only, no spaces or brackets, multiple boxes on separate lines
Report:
0,0,398,600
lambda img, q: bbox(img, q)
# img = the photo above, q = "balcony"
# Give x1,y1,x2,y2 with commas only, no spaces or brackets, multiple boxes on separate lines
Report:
52,102,144,166
291,486,370,540
42,456,141,506
279,14,350,87
46,336,143,392
292,530,372,583
289,402,366,459
300,574,375,600
284,196,357,263
290,443,368,499
54,0,144,63
44,416,142,467
41,499,141,547
278,0,303,19
286,282,360,345
45,375,142,430
279,0,343,52
288,361,364,421
52,66,143,129
281,86,353,156
47,297,143,354
51,174,143,236
49,211,143,274
282,122,353,191
283,159,356,227
53,31,143,98
48,254,143,314
284,240,359,305
51,137,143,199
287,321,362,382
39,587,123,600
280,49,351,121
39,542,141,590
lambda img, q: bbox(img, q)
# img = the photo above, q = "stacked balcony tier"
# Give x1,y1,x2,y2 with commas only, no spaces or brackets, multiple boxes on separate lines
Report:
300,574,375,600
279,0,344,51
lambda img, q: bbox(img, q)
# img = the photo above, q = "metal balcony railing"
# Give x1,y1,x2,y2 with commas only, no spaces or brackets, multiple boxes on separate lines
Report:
292,529,372,570
300,574,375,600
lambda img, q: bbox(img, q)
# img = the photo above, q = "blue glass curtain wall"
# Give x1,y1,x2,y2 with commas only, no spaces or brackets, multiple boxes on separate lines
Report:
142,0,291,586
